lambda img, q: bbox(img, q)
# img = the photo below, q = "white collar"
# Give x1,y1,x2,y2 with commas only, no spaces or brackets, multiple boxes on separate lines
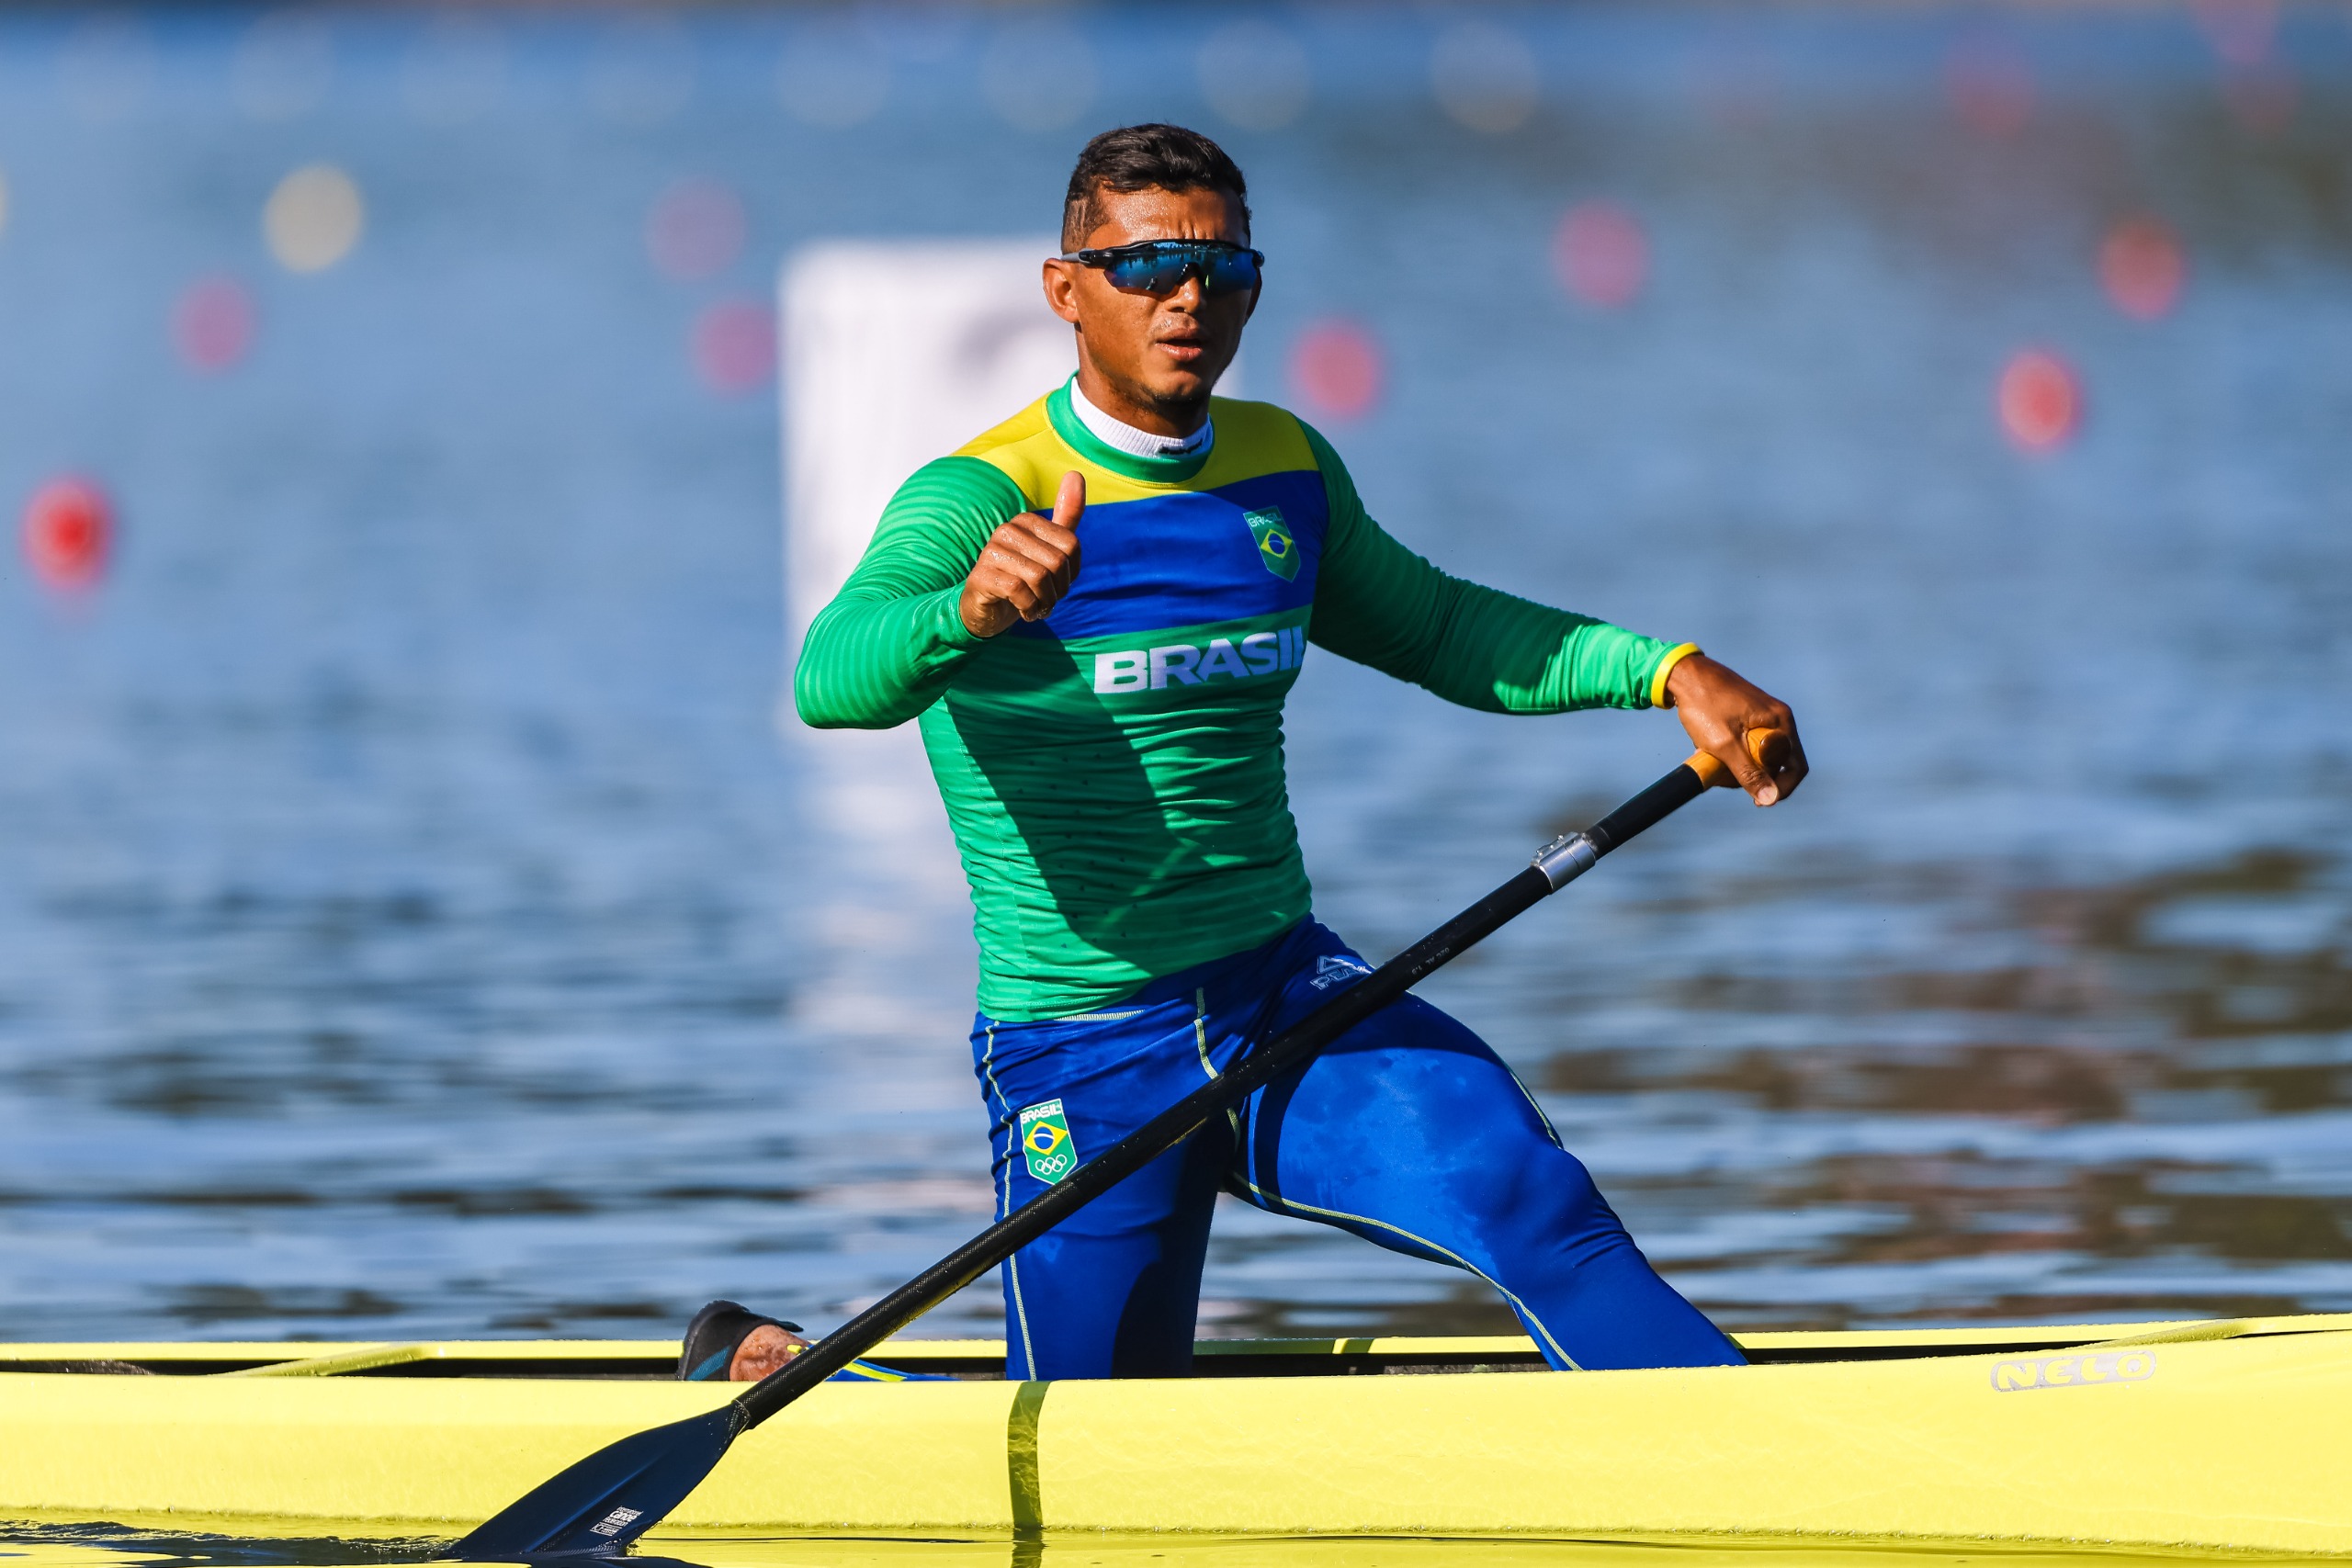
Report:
1068,378,1213,460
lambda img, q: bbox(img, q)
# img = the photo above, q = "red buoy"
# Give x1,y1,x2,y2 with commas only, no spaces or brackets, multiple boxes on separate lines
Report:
1288,319,1384,421
1945,36,2034,138
692,299,775,394
173,275,257,372
1552,202,1647,310
2098,218,2186,321
22,477,115,591
2194,0,2277,66
1997,350,2081,453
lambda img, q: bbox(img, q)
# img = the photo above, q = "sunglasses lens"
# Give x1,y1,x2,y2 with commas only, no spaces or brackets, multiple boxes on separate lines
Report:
1099,244,1260,296
1204,248,1261,293
1106,251,1189,294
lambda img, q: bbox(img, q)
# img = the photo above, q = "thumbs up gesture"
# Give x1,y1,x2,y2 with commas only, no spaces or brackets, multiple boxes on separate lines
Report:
958,470,1086,639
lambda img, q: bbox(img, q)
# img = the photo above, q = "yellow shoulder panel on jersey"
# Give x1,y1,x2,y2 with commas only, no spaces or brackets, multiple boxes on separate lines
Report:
1192,398,1318,489
957,391,1321,511
956,394,1132,508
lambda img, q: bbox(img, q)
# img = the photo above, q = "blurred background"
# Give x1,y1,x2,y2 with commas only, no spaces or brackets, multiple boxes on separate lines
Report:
0,2,2347,1346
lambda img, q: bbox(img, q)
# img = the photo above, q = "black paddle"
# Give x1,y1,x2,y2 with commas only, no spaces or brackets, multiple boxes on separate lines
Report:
450,739,1770,1561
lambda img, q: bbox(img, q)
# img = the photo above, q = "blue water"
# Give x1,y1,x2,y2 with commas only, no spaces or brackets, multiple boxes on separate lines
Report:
0,4,2347,1346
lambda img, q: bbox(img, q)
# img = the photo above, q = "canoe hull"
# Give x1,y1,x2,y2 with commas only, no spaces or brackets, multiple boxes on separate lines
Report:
2,1326,2346,1551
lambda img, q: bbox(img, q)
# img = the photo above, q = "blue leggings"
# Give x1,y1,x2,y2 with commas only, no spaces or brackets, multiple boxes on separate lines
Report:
970,918,1744,1379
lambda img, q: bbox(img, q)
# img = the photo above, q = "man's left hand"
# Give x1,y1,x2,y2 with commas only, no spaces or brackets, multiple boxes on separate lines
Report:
1664,655,1808,807
729,1322,813,1382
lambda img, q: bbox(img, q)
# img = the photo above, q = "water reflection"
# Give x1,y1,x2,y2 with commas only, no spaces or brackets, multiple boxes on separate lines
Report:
1506,846,2352,1330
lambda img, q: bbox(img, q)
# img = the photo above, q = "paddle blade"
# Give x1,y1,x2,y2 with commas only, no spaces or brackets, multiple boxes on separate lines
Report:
449,1403,741,1561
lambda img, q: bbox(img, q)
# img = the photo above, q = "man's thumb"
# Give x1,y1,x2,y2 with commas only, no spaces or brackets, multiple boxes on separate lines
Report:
1053,469,1086,529
1731,728,1782,806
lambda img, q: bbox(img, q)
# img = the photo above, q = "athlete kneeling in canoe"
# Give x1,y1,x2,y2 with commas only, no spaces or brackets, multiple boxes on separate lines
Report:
689,123,1807,1386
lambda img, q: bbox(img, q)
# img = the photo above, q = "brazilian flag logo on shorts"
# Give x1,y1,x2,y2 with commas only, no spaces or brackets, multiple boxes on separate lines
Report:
1018,1100,1079,1184
1245,508,1299,581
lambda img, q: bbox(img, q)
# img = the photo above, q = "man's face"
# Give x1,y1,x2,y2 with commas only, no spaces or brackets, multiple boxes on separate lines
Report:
1044,184,1255,417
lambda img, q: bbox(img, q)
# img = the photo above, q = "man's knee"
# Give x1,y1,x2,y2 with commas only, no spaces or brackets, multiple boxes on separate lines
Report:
1448,1140,1629,1256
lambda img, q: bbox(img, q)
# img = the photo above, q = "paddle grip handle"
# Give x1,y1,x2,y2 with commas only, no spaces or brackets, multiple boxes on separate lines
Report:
1686,727,1791,793
735,753,1725,1427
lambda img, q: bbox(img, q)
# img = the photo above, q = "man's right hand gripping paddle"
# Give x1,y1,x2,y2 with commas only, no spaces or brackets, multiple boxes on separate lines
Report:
958,470,1086,638
1664,652,1809,807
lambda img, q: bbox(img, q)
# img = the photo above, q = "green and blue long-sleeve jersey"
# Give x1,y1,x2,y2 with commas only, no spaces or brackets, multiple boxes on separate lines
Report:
796,381,1684,1021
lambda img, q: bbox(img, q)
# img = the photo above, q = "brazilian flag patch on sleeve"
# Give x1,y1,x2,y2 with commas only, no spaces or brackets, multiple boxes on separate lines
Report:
1018,1100,1079,1184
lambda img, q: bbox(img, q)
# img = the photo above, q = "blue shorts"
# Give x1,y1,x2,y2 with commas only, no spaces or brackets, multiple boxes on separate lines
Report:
970,917,1745,1379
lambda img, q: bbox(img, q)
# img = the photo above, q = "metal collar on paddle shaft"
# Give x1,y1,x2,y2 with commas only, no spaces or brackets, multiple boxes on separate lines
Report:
1532,731,1768,890
448,738,1776,1561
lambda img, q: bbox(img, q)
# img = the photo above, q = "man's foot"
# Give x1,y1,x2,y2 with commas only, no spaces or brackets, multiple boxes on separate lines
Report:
676,1299,810,1382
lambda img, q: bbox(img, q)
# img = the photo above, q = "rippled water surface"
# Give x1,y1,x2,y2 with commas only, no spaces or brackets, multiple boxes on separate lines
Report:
0,6,2348,1347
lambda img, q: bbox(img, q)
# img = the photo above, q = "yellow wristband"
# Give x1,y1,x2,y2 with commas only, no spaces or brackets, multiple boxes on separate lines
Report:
1649,643,1702,708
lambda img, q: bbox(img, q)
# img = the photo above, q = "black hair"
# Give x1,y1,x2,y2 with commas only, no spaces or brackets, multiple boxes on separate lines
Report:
1061,123,1250,252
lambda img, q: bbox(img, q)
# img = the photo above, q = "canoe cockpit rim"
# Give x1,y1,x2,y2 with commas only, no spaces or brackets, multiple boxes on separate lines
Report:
3,1313,2349,1379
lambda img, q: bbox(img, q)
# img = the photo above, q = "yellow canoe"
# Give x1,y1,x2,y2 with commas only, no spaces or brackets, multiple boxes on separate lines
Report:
2,1315,2347,1553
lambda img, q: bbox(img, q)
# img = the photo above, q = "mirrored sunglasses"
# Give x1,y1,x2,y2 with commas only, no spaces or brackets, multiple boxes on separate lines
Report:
1059,239,1265,297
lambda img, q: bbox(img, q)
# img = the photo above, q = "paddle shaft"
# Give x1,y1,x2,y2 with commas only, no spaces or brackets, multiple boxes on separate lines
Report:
732,747,1732,1427
449,739,1772,1559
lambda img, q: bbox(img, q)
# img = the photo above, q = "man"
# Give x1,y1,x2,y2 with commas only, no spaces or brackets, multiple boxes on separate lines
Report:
686,124,1805,1386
